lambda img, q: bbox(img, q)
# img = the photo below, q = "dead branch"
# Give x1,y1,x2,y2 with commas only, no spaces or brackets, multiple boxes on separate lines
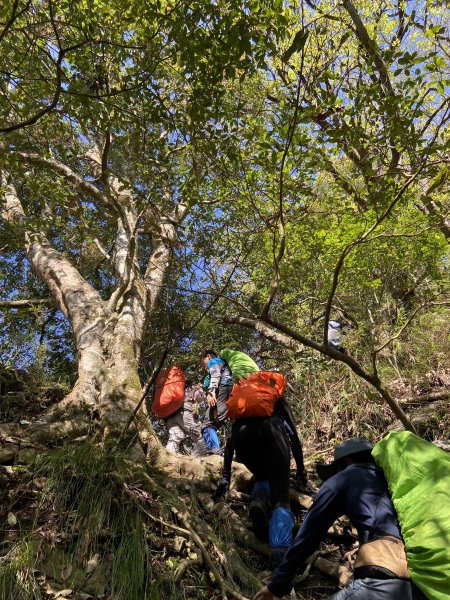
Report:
401,390,450,406
290,489,313,510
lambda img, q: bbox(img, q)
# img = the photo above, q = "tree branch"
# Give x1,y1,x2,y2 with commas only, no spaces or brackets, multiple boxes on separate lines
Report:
341,0,402,170
8,151,114,210
0,298,56,309
322,165,425,342
260,50,305,318
0,41,85,133
223,313,416,432
1,176,106,346
0,0,31,44
374,300,450,355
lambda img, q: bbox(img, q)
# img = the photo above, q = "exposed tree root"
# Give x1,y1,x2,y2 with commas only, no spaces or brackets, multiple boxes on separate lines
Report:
212,500,270,557
343,547,359,567
171,504,251,600
0,407,356,599
131,467,258,598
175,556,203,582
314,556,353,587
296,545,339,583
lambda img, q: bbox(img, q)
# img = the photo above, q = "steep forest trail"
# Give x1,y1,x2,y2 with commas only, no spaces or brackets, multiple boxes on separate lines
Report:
0,380,350,600
0,371,449,600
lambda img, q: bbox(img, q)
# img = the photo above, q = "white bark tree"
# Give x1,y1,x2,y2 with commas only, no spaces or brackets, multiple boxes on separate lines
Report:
1,144,185,455
0,0,286,459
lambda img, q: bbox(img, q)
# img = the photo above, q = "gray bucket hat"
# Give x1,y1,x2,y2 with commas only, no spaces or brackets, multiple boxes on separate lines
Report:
316,438,374,482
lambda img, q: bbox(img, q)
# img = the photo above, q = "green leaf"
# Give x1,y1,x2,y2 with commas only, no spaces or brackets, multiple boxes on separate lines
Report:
281,29,309,64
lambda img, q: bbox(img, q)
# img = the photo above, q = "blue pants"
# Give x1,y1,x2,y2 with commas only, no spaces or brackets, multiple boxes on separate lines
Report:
329,578,427,600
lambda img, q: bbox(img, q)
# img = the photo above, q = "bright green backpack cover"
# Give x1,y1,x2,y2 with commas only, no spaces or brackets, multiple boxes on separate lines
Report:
219,349,259,382
372,431,450,600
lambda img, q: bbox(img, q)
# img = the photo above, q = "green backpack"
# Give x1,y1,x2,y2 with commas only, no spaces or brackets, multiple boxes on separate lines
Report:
219,349,259,383
372,431,450,600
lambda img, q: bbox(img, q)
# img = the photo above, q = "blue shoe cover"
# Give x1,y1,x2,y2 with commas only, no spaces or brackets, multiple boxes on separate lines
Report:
269,506,294,549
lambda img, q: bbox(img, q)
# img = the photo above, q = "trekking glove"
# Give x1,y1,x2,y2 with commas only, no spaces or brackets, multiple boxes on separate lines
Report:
213,477,230,501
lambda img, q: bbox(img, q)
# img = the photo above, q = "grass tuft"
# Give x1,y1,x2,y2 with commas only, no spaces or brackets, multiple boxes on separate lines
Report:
36,440,156,599
0,540,41,600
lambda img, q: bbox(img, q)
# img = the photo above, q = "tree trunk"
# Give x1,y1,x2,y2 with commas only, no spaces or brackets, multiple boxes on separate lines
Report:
1,173,180,459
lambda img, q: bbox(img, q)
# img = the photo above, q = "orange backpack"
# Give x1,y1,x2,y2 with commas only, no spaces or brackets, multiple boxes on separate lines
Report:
226,371,287,420
152,366,186,418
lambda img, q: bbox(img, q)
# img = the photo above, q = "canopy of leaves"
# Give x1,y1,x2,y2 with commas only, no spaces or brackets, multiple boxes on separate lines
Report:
0,0,448,416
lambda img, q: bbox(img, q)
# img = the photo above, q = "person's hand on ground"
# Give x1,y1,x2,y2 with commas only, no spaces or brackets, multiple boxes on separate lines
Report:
291,469,315,494
252,585,281,600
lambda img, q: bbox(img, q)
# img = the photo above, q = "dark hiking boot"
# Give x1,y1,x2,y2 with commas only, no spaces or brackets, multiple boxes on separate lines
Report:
269,546,289,570
248,495,270,542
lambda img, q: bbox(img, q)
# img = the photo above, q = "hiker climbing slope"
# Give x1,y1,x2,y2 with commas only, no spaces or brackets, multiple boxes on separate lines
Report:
165,380,208,457
372,431,450,600
201,349,233,454
214,371,307,568
253,438,427,600
152,366,207,457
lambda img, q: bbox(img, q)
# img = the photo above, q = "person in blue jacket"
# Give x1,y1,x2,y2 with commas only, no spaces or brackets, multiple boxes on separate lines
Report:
201,350,233,455
252,438,427,600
